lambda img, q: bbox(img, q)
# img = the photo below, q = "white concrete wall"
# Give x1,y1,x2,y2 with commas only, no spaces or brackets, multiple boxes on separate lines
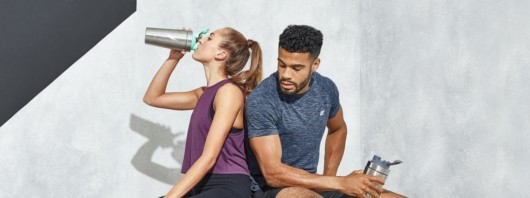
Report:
360,0,530,197
0,0,360,197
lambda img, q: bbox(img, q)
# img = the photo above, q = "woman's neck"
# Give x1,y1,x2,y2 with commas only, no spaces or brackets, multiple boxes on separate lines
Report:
203,63,228,87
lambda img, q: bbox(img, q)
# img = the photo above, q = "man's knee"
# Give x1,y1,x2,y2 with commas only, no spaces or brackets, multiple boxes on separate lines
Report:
276,187,323,198
380,189,407,198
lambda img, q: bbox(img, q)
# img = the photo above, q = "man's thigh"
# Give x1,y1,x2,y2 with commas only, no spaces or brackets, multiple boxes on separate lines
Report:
252,187,283,198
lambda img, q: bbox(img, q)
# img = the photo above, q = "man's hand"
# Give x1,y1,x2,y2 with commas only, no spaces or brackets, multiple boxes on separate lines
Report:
339,171,384,198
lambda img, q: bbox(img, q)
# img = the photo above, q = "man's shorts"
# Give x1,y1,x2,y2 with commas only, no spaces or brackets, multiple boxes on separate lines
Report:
252,186,352,198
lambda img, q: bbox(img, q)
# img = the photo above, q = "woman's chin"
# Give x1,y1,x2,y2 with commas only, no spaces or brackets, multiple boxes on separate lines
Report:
191,53,200,61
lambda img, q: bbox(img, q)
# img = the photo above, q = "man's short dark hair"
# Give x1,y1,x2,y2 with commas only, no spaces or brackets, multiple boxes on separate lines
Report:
279,25,323,59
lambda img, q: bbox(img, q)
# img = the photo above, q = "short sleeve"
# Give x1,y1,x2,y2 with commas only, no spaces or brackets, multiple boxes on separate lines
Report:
245,89,279,138
327,80,340,119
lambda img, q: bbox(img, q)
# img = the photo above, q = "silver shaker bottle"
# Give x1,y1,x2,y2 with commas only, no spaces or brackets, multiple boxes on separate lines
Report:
145,27,209,51
363,155,402,198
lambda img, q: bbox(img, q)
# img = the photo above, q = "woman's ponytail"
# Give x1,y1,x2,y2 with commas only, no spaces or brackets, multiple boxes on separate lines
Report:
234,39,262,93
220,28,263,95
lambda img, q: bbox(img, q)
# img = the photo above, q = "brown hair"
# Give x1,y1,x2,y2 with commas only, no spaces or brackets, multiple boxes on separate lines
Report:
219,27,262,94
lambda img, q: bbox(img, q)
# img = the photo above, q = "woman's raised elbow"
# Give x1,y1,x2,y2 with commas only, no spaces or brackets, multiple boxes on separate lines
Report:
143,96,152,105
143,95,157,106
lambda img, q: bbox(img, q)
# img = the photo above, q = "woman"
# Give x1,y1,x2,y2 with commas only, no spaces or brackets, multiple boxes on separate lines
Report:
143,27,262,198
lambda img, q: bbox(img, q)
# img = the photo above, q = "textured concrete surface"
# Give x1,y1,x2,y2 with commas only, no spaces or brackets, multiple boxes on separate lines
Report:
360,0,530,197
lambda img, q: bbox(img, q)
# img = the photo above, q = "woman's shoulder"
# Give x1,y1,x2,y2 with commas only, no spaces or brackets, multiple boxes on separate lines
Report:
216,82,245,100
219,81,244,92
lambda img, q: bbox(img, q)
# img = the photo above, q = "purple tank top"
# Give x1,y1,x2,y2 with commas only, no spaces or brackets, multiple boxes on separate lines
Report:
181,79,249,175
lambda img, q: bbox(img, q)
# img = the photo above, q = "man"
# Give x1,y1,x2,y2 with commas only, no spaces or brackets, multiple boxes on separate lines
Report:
245,25,405,198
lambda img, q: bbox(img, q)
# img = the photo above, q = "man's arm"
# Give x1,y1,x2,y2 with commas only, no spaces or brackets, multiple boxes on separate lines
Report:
324,105,347,176
249,134,384,198
249,135,343,191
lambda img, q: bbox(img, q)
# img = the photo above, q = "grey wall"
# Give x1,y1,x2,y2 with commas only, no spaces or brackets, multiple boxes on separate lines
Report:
360,0,530,197
1,0,528,197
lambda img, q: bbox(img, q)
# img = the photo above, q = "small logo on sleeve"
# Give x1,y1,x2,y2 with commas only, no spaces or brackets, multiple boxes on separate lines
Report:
320,110,325,116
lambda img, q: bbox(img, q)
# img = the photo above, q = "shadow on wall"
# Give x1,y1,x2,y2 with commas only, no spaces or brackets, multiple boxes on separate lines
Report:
129,114,185,185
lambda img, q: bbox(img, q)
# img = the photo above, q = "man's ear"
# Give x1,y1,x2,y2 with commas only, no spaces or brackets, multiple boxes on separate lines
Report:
312,58,320,71
214,51,227,61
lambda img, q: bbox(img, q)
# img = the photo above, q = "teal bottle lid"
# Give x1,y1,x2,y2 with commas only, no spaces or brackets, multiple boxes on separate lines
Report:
191,28,209,51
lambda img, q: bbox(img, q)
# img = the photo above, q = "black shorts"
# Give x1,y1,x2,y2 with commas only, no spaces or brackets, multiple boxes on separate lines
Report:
252,186,351,198
159,174,251,198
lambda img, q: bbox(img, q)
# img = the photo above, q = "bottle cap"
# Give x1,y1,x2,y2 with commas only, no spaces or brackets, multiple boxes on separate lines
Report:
370,155,402,169
191,28,209,51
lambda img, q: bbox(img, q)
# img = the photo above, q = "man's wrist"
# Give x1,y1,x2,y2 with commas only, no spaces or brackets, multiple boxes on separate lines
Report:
321,175,345,192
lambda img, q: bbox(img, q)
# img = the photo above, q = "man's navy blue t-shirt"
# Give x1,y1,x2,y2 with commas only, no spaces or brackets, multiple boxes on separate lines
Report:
245,72,340,187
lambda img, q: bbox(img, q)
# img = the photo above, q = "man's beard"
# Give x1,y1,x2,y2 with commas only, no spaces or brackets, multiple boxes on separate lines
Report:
278,71,312,95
